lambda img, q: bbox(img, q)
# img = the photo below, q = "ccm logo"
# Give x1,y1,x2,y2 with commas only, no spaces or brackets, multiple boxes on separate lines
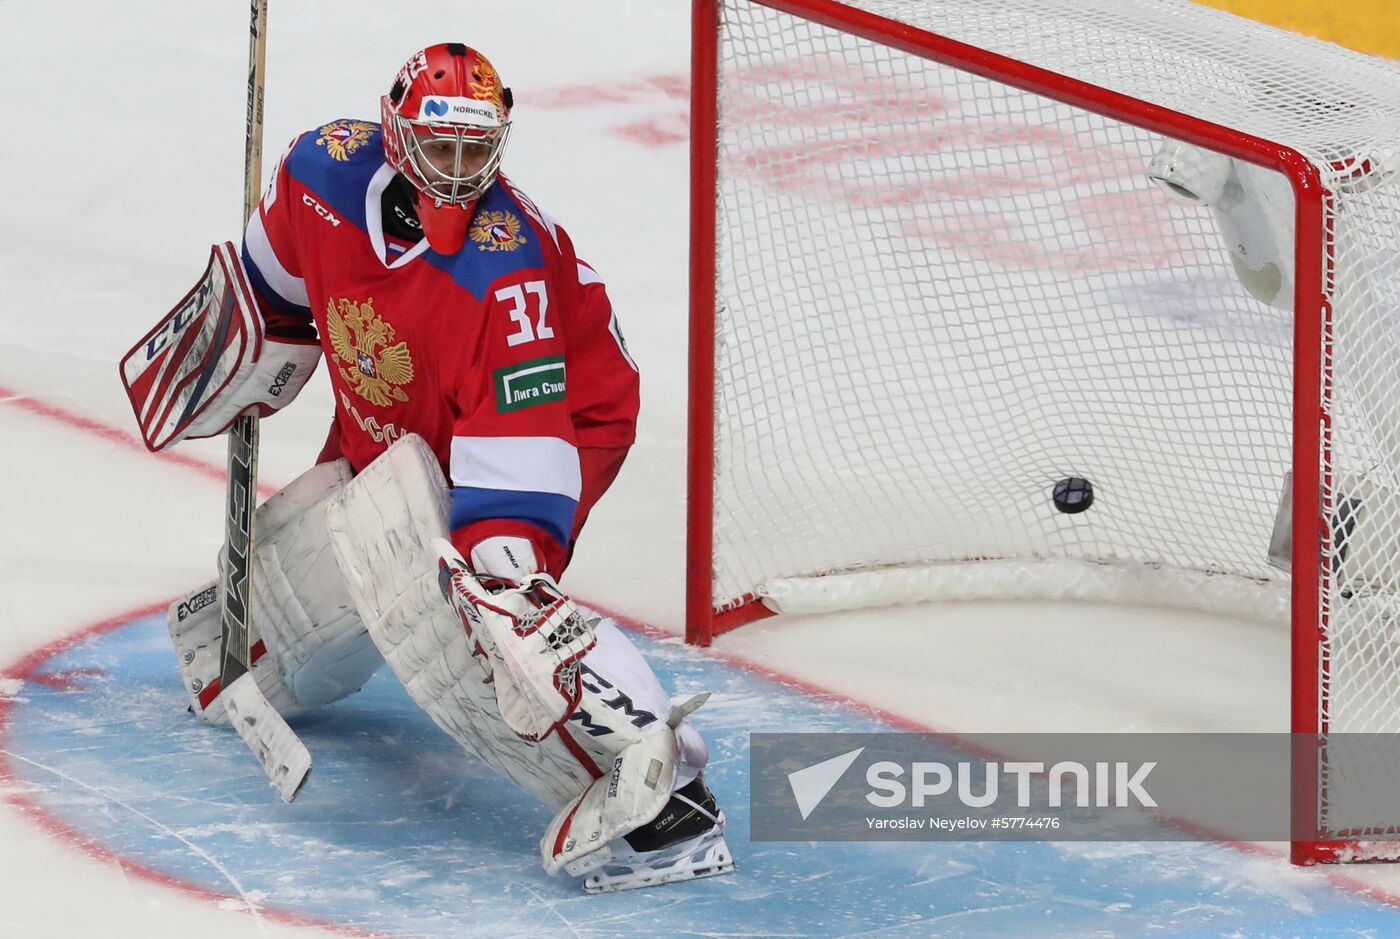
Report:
146,281,211,361
302,193,341,226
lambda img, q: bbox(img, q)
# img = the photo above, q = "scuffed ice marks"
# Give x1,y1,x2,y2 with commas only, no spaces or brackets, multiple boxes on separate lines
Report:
6,613,1400,937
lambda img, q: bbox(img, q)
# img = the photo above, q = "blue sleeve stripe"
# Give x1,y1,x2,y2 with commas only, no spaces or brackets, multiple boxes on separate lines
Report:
448,487,578,549
242,243,313,321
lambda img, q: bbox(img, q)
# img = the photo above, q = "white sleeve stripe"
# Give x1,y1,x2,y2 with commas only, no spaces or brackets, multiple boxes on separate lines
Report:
538,207,562,251
577,261,603,286
244,210,310,308
449,435,582,500
576,262,635,370
609,313,639,372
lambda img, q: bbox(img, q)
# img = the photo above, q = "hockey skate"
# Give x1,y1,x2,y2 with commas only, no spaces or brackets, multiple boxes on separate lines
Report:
578,776,735,893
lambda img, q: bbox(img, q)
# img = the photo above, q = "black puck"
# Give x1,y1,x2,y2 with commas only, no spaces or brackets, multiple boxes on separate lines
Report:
1053,476,1094,514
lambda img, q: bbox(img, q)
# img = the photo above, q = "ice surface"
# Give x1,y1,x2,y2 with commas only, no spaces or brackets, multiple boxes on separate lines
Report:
10,613,1400,938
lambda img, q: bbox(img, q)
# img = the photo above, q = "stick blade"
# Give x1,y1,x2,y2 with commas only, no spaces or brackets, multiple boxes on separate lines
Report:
223,671,313,802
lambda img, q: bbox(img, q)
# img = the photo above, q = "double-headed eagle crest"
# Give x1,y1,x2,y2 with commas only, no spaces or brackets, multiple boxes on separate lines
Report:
470,210,526,252
326,297,415,407
316,120,378,161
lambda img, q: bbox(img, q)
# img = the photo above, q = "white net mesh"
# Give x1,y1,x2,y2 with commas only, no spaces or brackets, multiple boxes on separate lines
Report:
708,0,1400,848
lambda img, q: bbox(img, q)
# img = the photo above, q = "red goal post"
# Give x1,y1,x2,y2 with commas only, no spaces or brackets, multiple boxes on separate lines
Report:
688,0,1400,865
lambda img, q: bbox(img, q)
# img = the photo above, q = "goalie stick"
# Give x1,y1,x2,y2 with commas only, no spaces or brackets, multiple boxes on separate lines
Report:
217,0,313,803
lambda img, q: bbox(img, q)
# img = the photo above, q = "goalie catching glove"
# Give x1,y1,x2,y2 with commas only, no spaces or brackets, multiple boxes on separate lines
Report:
118,242,319,450
434,538,599,741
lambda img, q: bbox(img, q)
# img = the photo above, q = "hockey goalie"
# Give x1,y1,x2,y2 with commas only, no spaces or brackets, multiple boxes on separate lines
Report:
118,42,732,893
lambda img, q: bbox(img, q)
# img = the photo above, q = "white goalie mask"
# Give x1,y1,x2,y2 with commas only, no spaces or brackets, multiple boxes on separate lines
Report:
389,119,513,208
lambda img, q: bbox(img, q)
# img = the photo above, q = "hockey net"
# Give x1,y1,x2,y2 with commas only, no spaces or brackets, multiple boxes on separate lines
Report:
689,0,1400,862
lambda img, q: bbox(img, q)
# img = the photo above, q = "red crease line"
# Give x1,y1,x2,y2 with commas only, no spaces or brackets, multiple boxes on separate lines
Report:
0,384,279,499
0,599,391,938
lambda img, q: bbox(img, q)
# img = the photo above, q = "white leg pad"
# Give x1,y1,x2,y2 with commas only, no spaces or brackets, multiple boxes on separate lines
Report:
250,459,383,709
169,459,383,723
542,630,715,877
168,579,301,726
324,434,716,876
325,435,599,807
543,727,677,876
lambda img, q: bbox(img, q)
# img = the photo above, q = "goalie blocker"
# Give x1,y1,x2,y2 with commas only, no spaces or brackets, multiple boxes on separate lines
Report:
119,242,320,451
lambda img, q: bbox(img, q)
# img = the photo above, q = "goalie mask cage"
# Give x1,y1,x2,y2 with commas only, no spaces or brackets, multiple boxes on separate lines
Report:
687,0,1400,864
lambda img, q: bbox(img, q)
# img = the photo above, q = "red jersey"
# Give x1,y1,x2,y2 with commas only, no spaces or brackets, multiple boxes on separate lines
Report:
241,120,640,573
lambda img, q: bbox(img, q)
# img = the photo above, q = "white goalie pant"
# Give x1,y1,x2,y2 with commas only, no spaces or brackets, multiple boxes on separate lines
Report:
323,434,709,863
168,458,385,724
